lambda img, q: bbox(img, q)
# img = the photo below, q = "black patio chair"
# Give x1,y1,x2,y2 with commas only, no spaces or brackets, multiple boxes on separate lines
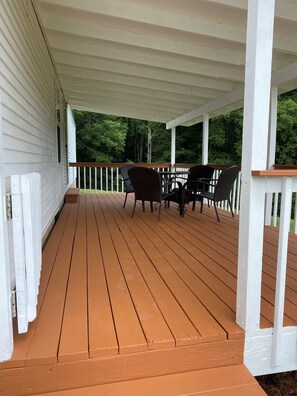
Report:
119,165,135,208
128,167,173,221
199,165,240,222
166,165,214,216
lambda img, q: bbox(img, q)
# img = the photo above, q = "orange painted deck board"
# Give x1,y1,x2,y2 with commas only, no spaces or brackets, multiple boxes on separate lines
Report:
106,194,227,342
32,365,265,396
102,194,203,346
92,194,148,354
96,194,175,349
5,192,297,394
25,204,79,366
58,196,88,362
85,194,118,358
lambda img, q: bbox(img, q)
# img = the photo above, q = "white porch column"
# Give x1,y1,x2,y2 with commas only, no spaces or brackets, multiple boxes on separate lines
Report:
202,114,209,165
0,86,13,361
171,126,176,166
237,0,275,331
265,87,278,225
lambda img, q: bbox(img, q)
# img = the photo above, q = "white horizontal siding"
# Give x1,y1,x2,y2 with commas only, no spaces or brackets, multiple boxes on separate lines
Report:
0,0,66,238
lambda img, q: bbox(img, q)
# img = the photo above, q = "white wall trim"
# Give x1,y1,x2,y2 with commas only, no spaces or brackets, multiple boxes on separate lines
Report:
0,78,14,362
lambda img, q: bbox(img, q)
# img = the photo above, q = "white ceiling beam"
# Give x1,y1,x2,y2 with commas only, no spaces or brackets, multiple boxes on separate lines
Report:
71,104,168,123
37,0,297,53
184,101,244,126
60,76,206,106
68,94,179,117
48,33,245,79
37,0,246,44
70,102,173,123
166,88,243,129
272,60,297,87
206,0,297,23
167,59,297,128
69,95,177,115
57,64,233,95
64,87,196,113
54,50,242,88
45,26,246,67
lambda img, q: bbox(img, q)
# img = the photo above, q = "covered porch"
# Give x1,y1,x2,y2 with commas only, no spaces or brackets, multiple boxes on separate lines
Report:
1,193,297,394
1,2,297,394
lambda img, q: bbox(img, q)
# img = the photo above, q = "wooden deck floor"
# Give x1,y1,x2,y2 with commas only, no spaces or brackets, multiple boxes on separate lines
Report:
2,192,297,395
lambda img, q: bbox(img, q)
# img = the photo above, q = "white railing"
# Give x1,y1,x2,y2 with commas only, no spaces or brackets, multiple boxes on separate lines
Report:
267,191,297,232
265,165,297,233
69,162,242,215
244,170,297,375
70,162,172,193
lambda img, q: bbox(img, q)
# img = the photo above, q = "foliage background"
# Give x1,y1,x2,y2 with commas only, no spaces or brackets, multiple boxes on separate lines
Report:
74,91,297,165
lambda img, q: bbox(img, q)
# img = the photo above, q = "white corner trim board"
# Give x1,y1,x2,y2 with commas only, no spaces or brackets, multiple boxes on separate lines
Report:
245,327,297,375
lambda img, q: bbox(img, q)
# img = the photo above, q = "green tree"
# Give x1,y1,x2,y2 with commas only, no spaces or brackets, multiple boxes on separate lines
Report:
72,89,297,166
208,110,243,164
74,111,127,162
174,124,203,163
276,98,297,164
123,119,169,163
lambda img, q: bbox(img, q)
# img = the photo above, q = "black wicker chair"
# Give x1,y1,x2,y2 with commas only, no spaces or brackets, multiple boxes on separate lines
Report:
199,165,240,221
166,165,214,216
119,165,135,208
128,167,172,221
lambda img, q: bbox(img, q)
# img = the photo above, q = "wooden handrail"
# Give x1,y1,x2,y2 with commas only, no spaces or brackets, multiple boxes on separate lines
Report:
69,162,239,171
252,169,297,176
69,162,171,168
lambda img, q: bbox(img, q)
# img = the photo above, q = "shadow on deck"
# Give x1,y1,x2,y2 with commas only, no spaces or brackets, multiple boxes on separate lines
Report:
1,192,294,395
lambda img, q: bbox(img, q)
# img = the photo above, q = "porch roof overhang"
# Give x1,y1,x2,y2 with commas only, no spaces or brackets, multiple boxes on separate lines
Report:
33,0,297,127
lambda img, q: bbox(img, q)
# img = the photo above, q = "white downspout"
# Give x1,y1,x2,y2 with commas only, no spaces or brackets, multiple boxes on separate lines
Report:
171,126,176,167
202,114,209,165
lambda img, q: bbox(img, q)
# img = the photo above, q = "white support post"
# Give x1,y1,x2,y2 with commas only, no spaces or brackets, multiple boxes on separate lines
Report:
272,177,292,367
237,0,275,332
202,114,209,165
265,87,278,225
171,126,176,167
0,87,13,361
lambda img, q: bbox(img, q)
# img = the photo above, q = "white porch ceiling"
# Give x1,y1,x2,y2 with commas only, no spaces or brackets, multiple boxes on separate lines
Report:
33,0,297,126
